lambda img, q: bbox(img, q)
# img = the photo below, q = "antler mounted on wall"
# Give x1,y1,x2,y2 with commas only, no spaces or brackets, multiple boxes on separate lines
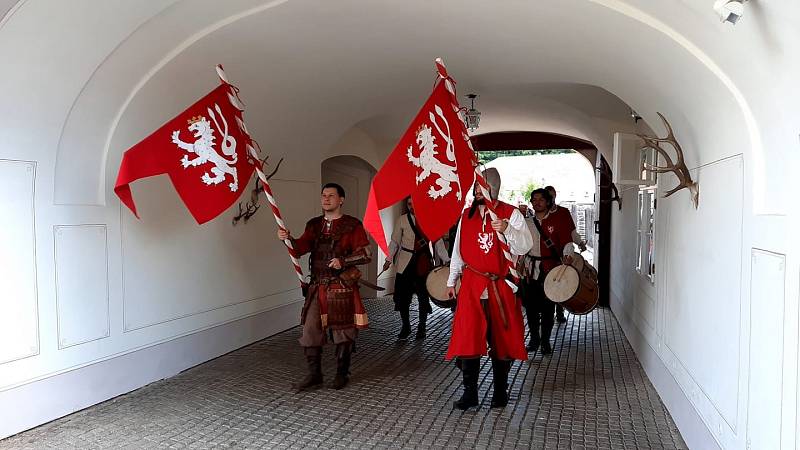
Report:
636,113,699,208
232,155,284,225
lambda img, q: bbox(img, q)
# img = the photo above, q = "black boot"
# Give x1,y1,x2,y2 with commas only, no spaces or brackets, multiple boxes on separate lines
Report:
416,312,427,340
454,358,480,410
331,343,352,390
556,304,567,323
541,326,553,355
525,307,539,352
490,359,511,408
293,347,323,392
398,308,411,341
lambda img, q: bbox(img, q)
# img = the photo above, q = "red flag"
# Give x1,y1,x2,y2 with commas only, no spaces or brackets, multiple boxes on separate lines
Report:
364,59,476,254
114,66,255,224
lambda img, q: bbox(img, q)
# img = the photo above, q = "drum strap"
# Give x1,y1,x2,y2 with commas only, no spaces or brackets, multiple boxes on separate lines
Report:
464,265,509,329
532,217,562,258
406,213,430,252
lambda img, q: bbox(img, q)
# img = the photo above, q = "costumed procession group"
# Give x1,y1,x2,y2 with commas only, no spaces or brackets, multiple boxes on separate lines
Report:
277,176,587,409
113,60,594,412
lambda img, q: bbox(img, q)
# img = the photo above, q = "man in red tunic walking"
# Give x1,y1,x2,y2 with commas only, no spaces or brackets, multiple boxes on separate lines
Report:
545,185,586,324
277,183,372,391
445,168,532,409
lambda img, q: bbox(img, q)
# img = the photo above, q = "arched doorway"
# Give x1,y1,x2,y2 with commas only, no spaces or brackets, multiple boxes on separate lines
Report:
471,131,612,307
320,155,380,298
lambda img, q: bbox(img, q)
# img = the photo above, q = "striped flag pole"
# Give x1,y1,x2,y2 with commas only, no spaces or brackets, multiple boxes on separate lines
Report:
217,64,306,287
435,58,519,280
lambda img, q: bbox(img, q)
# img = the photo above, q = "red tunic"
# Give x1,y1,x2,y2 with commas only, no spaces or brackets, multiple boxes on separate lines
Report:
292,215,370,330
538,206,577,274
446,202,528,361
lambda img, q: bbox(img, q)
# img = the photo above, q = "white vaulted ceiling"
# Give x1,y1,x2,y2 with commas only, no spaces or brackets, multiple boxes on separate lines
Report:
1,0,796,212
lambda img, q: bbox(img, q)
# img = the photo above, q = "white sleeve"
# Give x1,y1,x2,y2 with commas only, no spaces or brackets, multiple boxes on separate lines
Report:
571,229,583,245
447,221,463,287
387,217,402,263
503,209,533,256
434,239,450,265
563,242,575,257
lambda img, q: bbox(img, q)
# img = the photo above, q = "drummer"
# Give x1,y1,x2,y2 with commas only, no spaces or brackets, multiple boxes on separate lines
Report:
383,197,449,341
545,185,586,324
521,188,576,355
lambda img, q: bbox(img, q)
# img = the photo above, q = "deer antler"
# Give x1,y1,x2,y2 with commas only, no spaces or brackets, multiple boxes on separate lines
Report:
635,113,699,208
232,156,285,225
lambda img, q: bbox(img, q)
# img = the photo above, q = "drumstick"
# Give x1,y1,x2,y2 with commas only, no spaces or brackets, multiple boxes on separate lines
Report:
556,264,569,282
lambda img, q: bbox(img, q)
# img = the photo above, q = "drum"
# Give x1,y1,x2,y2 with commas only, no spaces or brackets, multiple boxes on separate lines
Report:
543,263,599,315
571,253,598,283
426,265,459,309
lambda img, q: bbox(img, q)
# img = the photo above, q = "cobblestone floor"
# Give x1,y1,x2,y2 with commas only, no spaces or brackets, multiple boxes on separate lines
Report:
1,299,687,449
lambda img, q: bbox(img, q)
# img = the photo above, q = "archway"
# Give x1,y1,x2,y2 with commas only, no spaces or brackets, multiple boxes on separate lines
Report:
472,131,611,307
320,155,379,298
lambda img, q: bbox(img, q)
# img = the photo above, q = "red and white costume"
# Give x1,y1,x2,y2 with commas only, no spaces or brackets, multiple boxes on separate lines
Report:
446,201,532,361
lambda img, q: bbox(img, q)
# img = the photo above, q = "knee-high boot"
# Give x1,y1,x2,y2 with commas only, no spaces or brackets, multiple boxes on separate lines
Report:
490,358,512,408
293,346,323,392
525,305,540,351
454,358,480,410
331,343,353,390
398,307,411,341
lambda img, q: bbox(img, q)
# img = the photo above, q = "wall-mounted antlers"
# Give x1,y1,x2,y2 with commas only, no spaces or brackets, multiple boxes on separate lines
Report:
636,113,699,208
232,156,284,225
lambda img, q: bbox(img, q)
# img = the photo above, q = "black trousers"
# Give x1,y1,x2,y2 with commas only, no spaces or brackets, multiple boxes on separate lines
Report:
393,268,432,314
521,277,555,345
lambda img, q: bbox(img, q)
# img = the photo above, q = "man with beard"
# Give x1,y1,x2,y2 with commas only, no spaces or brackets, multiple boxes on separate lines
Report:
277,183,372,391
544,185,586,323
445,168,532,409
522,188,575,354
383,197,450,341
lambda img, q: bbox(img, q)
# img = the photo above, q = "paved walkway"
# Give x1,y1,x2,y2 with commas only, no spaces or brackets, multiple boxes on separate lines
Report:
1,299,687,449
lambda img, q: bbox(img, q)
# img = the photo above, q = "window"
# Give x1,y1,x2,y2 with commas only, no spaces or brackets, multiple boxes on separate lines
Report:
636,147,657,282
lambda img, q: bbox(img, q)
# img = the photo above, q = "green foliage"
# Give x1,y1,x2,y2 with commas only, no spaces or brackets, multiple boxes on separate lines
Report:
521,180,541,201
477,149,573,164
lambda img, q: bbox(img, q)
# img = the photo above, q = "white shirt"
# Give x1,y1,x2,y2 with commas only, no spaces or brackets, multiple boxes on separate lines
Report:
447,206,533,291
524,209,576,280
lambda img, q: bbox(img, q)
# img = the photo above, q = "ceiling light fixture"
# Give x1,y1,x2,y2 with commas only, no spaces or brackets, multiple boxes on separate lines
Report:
463,94,481,132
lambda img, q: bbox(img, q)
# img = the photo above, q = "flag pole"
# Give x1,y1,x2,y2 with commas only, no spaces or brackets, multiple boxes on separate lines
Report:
435,58,519,280
251,154,306,287
216,64,306,288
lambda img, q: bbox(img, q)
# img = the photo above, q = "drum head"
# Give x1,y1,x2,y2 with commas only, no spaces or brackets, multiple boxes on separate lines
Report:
543,265,580,303
426,265,459,305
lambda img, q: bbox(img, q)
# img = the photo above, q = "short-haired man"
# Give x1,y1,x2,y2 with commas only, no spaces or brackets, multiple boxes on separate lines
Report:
544,185,586,323
277,183,372,391
522,188,575,354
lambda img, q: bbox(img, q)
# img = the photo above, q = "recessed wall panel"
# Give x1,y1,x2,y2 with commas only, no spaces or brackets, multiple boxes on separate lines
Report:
663,156,743,427
747,249,785,450
0,160,38,363
122,178,316,331
54,225,110,348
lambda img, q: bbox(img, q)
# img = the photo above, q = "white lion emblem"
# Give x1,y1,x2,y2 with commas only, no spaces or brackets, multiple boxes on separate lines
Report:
406,104,462,201
478,232,494,254
171,103,239,192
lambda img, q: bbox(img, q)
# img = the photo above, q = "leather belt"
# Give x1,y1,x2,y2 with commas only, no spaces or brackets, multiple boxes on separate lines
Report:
464,265,508,329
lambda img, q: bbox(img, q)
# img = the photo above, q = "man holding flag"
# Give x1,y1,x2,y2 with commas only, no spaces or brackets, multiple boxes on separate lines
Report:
277,183,372,391
364,59,531,409
445,168,532,409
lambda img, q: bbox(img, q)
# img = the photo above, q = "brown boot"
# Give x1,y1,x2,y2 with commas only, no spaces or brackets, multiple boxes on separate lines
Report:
293,347,323,392
331,343,352,390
